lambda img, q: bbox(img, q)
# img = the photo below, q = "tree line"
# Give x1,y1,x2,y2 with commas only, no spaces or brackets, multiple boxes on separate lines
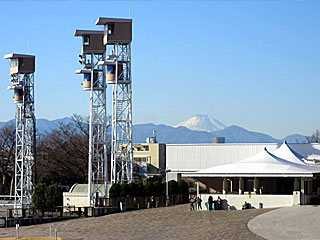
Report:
0,114,92,195
109,179,188,198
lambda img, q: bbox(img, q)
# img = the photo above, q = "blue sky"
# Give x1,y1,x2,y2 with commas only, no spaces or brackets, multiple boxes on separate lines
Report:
0,1,319,139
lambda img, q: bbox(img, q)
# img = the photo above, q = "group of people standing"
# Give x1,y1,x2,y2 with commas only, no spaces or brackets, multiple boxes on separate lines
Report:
189,195,224,211
189,196,202,211
207,195,221,211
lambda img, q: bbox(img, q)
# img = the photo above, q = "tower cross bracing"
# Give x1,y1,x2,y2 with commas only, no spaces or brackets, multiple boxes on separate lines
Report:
109,44,133,184
88,53,108,205
4,52,37,214
74,30,108,206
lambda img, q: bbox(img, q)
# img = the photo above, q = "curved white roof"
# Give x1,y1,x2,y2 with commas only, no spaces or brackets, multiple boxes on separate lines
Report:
183,148,320,178
305,154,320,160
272,141,306,165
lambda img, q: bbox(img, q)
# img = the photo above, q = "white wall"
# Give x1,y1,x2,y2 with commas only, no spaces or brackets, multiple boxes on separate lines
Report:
63,192,89,208
167,143,320,172
199,193,296,210
167,172,179,181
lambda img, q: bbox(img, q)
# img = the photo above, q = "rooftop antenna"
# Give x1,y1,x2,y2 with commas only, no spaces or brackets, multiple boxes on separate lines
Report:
129,4,131,18
27,40,29,53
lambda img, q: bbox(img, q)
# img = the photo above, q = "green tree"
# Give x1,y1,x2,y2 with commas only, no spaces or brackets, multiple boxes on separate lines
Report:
153,181,163,196
168,180,179,195
109,183,121,198
120,183,129,197
32,181,47,209
128,182,139,197
32,180,63,209
45,183,62,208
144,182,154,196
137,182,145,197
178,179,189,195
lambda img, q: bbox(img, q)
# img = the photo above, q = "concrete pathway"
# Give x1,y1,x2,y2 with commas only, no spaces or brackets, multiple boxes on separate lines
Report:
0,204,271,240
248,205,320,240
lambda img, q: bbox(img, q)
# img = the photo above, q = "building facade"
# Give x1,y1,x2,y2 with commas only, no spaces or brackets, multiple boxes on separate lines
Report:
133,142,166,177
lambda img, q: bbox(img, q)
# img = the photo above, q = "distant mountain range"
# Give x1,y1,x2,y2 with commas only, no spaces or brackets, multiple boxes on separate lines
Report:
0,117,73,135
0,115,308,144
134,123,307,144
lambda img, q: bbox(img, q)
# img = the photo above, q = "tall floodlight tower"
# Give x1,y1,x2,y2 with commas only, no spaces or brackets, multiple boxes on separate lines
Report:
74,30,108,206
4,54,36,211
96,17,133,184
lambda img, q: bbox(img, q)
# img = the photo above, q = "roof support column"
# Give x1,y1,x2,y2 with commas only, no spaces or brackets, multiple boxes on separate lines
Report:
301,179,305,205
196,181,199,197
307,179,313,195
222,178,228,194
239,177,244,194
254,177,259,194
294,178,300,191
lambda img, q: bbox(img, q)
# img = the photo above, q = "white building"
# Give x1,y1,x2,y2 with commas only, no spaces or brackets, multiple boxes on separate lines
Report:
166,142,320,209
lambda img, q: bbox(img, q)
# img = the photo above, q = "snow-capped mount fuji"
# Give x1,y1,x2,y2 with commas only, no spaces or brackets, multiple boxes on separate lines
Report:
174,114,226,132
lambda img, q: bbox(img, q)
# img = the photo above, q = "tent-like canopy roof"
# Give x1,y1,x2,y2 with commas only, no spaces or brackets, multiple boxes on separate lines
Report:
305,154,320,160
182,148,320,178
272,141,306,165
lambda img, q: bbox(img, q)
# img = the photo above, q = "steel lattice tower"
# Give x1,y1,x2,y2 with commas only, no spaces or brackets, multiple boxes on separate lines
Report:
4,54,36,212
75,30,108,206
96,17,133,184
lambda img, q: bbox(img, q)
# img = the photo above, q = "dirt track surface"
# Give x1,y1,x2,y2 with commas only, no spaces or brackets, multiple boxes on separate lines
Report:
0,204,271,240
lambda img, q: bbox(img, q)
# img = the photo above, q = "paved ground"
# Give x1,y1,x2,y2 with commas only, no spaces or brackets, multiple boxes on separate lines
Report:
249,205,320,240
0,204,271,240
1,238,61,240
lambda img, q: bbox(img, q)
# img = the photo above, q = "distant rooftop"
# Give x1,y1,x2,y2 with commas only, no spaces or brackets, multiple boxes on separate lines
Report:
95,17,132,25
4,53,35,59
74,30,104,37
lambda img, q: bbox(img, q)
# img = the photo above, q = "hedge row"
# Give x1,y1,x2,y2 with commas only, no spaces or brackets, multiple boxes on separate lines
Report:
109,180,188,198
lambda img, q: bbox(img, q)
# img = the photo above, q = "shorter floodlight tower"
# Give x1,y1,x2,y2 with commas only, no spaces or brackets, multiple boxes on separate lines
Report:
4,53,36,212
96,17,133,184
74,30,108,206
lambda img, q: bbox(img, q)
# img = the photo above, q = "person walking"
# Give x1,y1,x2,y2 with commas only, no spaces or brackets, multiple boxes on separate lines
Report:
208,195,213,211
189,197,195,211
